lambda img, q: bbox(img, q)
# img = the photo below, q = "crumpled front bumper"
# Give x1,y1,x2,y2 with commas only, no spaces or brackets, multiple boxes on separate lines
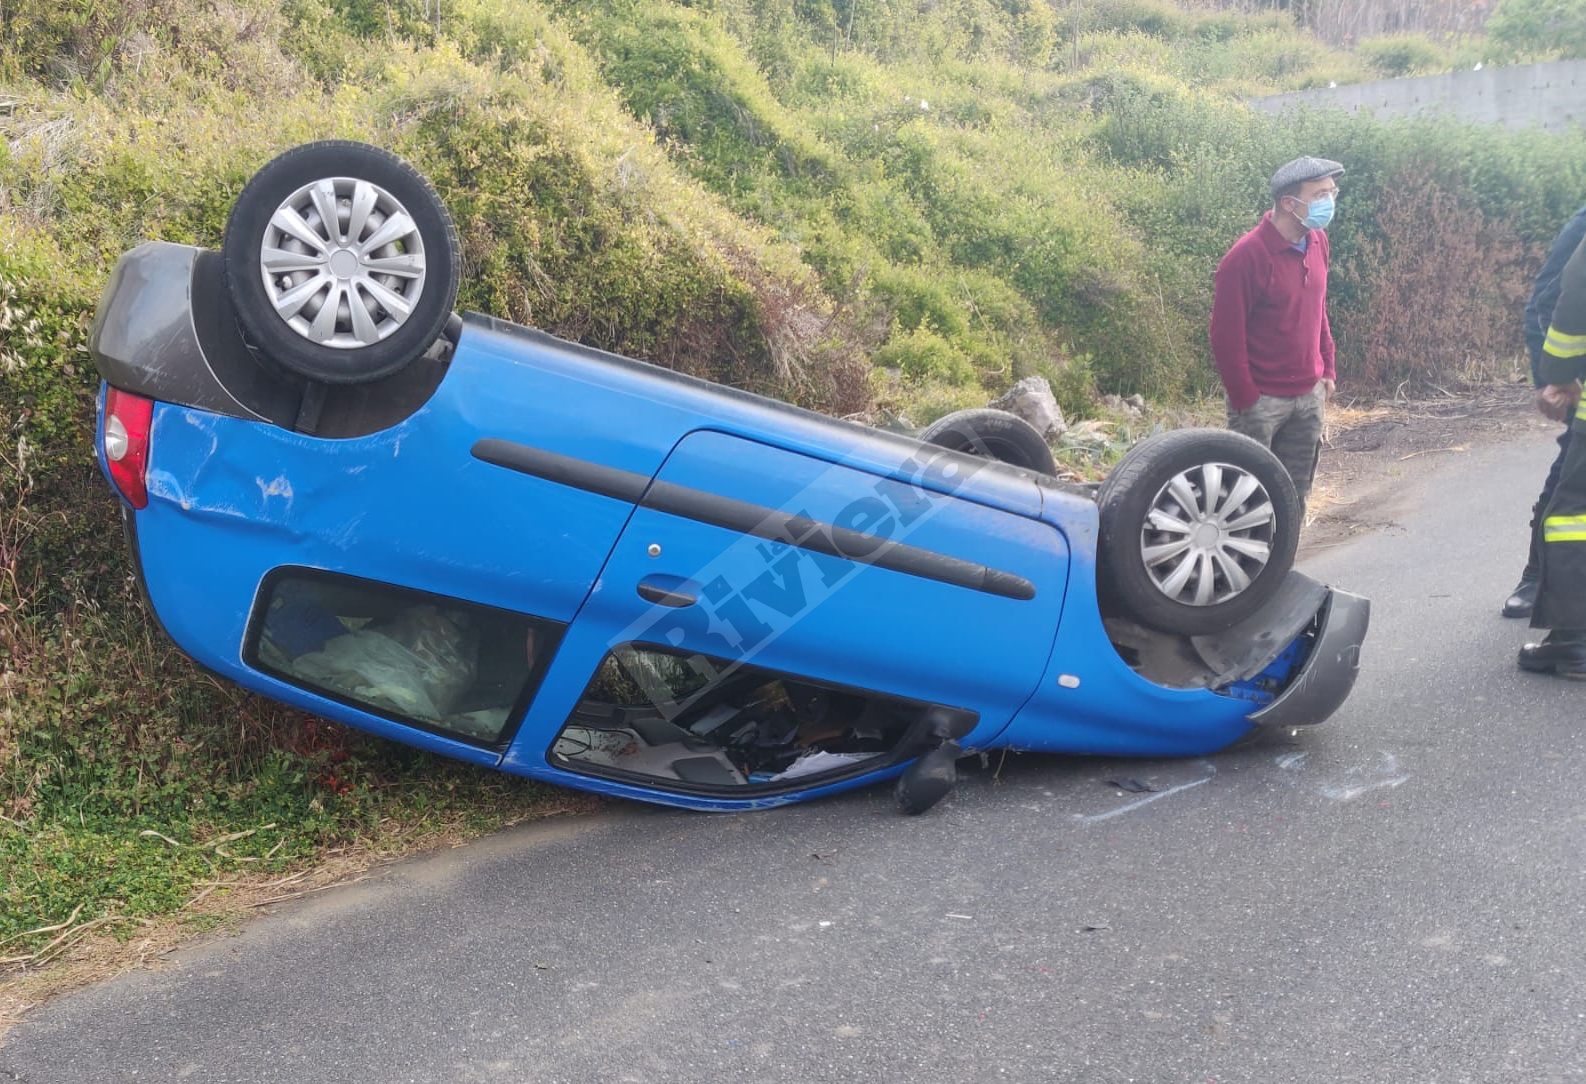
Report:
1246,588,1371,728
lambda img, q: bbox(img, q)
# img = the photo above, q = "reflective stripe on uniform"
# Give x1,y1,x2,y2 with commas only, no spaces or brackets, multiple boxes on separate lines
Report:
1544,513,1586,541
1545,326,1586,358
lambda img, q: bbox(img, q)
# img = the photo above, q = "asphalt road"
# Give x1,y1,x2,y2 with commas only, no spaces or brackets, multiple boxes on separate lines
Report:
6,427,1585,1084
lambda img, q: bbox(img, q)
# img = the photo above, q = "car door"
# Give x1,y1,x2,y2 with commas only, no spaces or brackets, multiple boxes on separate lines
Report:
502,429,1070,798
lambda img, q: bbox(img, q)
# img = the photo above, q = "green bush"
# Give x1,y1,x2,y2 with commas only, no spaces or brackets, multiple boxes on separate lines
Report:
721,0,1061,65
1056,0,1192,39
1487,0,1586,60
872,322,977,383
0,0,302,102
399,88,773,385
1355,34,1450,77
549,1,840,199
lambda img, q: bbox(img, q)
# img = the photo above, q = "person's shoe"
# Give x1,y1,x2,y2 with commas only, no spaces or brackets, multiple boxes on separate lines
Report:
1518,629,1586,678
1502,575,1540,618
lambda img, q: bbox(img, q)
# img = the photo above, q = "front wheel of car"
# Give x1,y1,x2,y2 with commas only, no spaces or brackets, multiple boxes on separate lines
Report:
1096,428,1300,636
222,140,461,385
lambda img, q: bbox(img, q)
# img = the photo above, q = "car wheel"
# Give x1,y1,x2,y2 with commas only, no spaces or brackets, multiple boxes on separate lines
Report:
1096,428,1299,636
222,141,460,385
919,408,1056,475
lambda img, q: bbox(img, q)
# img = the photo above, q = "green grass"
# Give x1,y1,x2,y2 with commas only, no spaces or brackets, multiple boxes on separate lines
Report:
0,587,568,963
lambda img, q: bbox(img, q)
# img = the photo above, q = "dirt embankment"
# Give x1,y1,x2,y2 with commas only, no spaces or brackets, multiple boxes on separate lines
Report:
1304,382,1553,555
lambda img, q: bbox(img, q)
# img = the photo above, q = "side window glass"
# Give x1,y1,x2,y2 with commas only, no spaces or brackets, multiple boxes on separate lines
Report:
248,570,559,746
552,646,949,791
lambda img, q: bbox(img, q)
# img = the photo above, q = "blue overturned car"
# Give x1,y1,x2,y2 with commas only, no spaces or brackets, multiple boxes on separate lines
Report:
90,142,1369,814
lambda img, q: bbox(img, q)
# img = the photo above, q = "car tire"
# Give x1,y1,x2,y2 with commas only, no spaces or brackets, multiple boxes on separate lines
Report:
1096,428,1299,636
918,408,1056,475
222,141,460,385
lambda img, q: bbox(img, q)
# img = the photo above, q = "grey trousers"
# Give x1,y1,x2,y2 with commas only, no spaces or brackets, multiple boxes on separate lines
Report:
1227,384,1325,503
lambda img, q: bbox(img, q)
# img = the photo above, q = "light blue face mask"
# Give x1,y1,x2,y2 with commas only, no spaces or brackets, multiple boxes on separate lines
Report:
1289,192,1335,231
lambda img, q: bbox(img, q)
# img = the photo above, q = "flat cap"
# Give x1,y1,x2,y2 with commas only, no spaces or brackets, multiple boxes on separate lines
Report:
1269,156,1344,200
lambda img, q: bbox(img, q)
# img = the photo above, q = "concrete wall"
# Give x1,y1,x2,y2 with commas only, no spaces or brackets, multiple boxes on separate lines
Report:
1251,59,1586,133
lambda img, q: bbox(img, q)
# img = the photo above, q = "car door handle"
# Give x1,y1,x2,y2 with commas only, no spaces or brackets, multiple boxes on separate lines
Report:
637,577,697,608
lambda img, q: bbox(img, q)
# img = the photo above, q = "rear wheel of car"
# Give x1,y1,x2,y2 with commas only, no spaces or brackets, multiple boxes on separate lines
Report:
919,408,1056,475
1096,428,1299,636
222,141,460,385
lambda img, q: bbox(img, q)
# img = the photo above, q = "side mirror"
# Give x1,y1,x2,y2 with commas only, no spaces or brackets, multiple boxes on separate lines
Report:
894,740,961,815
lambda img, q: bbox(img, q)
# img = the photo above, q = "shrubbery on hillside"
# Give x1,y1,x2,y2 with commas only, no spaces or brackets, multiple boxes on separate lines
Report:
1486,0,1586,61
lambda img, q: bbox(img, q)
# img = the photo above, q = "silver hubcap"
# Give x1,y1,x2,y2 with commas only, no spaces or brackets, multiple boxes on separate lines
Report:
1139,462,1275,607
259,177,427,349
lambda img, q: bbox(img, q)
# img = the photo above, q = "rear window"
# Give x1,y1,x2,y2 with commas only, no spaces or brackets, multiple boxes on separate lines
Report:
246,568,560,746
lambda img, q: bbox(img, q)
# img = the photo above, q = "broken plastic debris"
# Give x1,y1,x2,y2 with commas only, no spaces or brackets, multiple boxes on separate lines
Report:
1106,777,1157,793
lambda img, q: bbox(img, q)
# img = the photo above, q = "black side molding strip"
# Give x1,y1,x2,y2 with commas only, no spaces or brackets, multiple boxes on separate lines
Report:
471,438,1036,602
472,438,651,504
642,480,1035,600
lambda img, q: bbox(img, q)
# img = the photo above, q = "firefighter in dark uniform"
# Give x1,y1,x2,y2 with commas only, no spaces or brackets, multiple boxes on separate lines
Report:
1502,204,1586,618
1520,231,1586,677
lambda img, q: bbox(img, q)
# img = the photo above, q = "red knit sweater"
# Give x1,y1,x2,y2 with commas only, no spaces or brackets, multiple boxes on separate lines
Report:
1209,212,1336,413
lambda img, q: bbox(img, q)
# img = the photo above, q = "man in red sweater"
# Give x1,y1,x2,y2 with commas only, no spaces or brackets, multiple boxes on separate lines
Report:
1210,156,1344,509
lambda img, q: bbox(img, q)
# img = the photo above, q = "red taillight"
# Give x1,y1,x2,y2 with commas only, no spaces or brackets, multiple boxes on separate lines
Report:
104,387,154,509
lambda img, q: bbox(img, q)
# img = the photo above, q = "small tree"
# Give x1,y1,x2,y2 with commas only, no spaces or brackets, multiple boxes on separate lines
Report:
1487,0,1586,59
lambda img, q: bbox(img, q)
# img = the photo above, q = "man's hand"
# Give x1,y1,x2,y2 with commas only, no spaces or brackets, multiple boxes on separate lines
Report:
1536,381,1582,423
1322,378,1335,399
